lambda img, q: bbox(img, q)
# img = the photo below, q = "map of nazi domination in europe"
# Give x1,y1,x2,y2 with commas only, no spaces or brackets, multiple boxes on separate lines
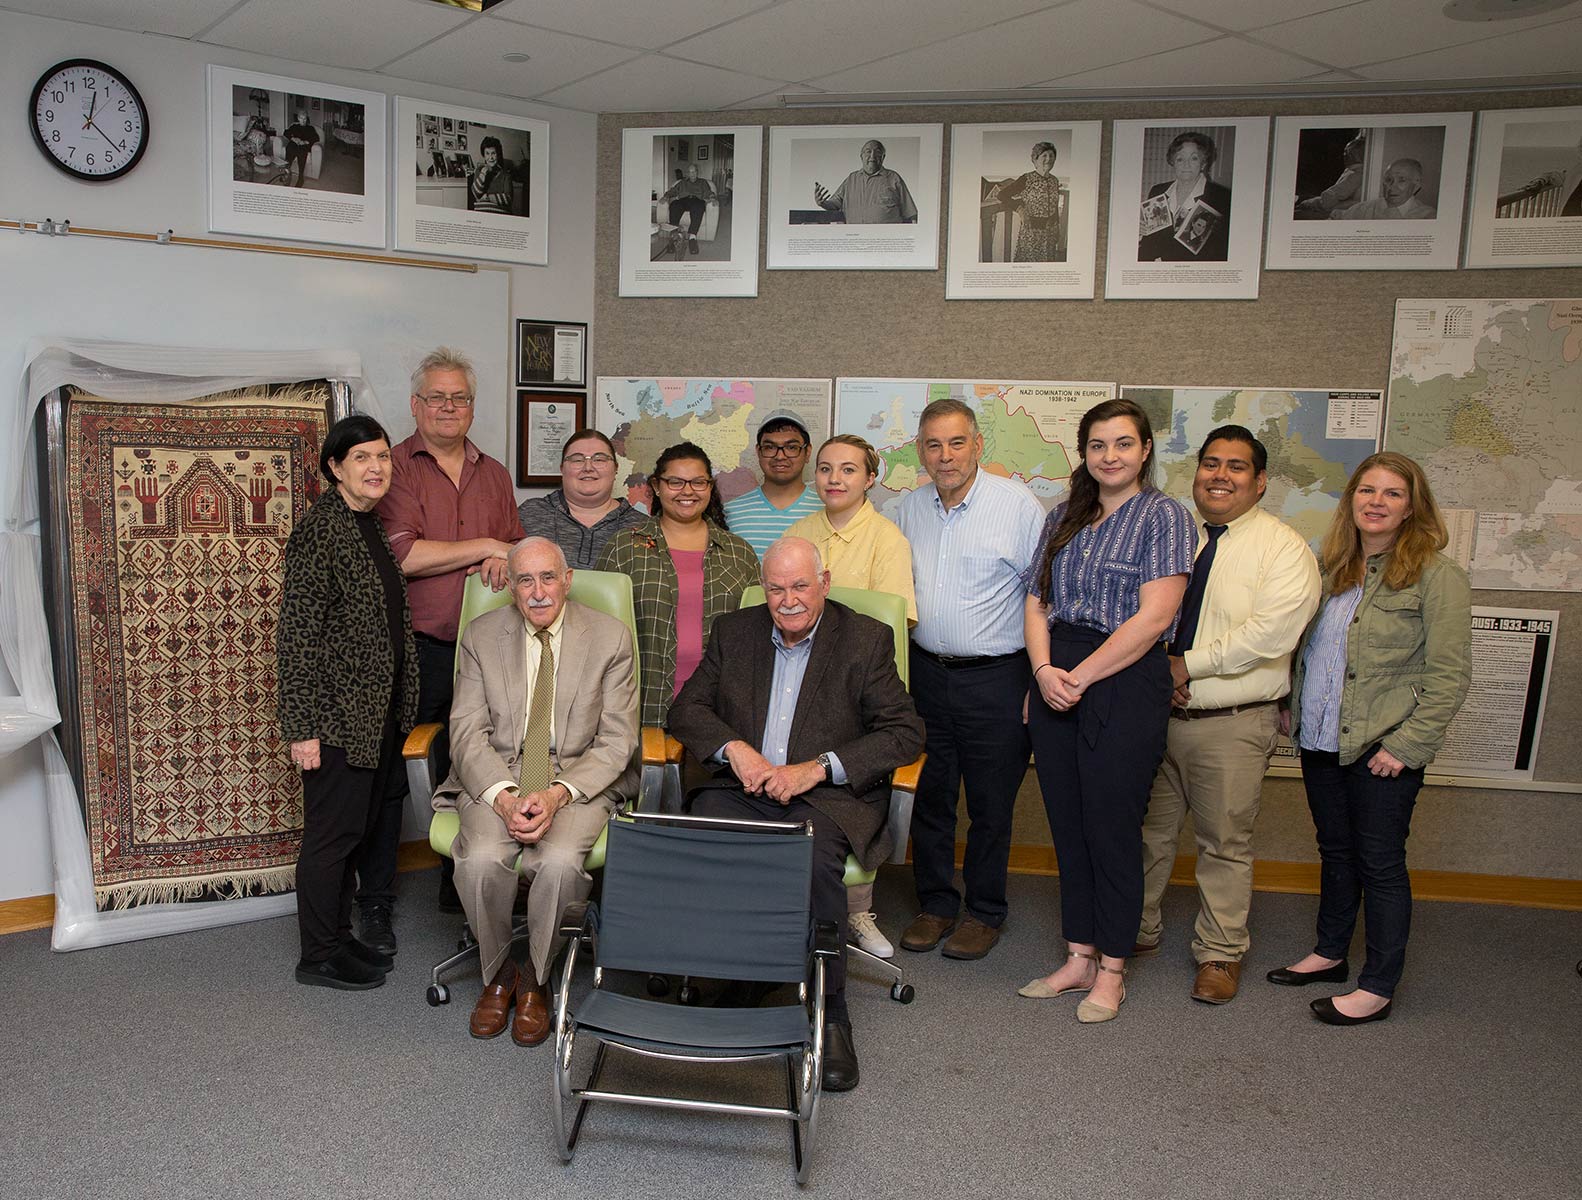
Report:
1387,299,1582,591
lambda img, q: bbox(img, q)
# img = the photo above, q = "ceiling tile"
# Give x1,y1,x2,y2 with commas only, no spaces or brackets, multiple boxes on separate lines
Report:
486,0,776,49
1353,14,1582,80
382,18,638,100
1140,0,1360,34
806,0,1218,94
0,0,238,36
667,0,1062,83
1255,0,1578,68
1041,34,1326,88
202,0,467,73
537,52,788,112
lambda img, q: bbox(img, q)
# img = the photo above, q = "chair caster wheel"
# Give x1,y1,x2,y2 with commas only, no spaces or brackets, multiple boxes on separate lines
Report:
646,974,671,998
678,984,701,1006
891,982,915,1004
426,984,450,1006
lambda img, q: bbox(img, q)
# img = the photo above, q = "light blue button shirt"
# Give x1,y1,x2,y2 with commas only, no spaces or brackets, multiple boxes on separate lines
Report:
895,469,1044,657
712,616,846,783
1298,585,1364,752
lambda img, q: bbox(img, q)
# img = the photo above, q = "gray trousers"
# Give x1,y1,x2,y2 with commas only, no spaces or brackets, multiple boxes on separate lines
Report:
452,794,613,986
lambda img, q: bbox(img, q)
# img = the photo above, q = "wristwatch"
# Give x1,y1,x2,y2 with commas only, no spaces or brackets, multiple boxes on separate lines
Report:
815,752,833,781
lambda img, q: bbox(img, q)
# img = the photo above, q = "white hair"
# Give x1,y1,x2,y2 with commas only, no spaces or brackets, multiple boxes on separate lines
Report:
410,346,477,399
508,536,569,578
760,536,825,583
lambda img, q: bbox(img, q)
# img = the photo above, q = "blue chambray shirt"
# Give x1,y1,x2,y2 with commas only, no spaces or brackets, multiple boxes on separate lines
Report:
712,615,847,783
1297,585,1364,752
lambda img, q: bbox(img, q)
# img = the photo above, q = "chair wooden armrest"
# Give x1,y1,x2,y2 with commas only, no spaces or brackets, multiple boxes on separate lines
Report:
890,754,924,793
403,721,443,759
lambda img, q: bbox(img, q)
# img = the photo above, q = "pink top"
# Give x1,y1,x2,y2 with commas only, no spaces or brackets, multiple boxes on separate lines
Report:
670,548,706,696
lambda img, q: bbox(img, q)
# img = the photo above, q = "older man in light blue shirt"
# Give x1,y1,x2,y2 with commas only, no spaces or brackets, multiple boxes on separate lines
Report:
894,398,1044,961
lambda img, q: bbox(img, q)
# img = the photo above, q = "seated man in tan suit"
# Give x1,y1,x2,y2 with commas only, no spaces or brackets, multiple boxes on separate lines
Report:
435,537,639,1046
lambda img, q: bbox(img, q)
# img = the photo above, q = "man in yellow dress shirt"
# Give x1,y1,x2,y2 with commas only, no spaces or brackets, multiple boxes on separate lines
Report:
1136,426,1321,1003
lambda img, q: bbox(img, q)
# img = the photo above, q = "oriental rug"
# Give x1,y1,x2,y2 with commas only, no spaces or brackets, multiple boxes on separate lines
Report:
62,386,332,909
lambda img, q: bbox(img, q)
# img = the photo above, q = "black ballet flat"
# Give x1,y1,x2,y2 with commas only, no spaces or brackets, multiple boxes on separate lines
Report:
1266,960,1348,986
1310,995,1391,1026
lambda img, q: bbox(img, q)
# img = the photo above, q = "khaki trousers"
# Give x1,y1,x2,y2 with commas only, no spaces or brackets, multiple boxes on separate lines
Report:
452,794,613,986
1138,703,1278,963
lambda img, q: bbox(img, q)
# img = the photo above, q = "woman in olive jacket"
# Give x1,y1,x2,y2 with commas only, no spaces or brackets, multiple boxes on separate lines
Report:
1270,452,1470,1025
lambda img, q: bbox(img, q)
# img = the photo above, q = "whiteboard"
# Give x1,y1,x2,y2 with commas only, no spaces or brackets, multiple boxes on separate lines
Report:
0,233,512,457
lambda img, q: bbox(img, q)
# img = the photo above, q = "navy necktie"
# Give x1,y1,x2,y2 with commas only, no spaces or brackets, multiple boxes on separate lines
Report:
1170,523,1227,656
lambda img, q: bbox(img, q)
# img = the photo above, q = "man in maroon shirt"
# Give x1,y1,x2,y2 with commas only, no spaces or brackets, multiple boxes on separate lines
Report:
365,347,524,947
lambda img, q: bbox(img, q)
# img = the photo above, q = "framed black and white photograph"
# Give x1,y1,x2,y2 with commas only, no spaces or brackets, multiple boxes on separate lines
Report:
206,66,386,248
517,390,585,487
767,124,943,271
618,125,762,298
1266,113,1472,271
946,121,1102,300
1464,106,1582,269
517,319,586,388
1105,118,1268,301
394,97,548,265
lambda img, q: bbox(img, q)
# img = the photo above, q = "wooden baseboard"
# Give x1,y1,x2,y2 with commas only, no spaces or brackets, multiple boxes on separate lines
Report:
7,841,1578,936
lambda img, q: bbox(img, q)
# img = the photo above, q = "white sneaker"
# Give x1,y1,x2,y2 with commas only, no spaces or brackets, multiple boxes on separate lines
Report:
848,911,894,959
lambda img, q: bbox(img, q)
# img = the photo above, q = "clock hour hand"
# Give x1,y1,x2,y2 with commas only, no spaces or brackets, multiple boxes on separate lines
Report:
84,89,97,129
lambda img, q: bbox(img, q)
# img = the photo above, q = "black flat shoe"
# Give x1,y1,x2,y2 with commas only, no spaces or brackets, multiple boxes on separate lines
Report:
1310,995,1391,1026
295,950,385,991
342,936,394,973
821,1020,859,1092
1266,960,1348,986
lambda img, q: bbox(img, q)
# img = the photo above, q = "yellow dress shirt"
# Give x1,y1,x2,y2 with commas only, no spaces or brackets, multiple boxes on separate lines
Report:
785,500,918,624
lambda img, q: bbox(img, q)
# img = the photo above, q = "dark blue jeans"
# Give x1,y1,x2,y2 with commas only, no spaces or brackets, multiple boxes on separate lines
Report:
1301,747,1424,998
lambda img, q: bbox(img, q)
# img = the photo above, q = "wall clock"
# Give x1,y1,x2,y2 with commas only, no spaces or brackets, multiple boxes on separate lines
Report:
29,59,149,181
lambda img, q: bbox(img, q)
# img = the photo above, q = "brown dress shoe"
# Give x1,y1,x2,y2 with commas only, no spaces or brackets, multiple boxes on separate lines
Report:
1191,960,1241,1004
469,961,518,1039
941,915,1002,960
899,912,958,953
512,976,552,1046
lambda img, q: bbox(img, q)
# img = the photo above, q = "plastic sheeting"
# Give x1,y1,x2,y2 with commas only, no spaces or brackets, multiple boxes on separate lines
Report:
1,337,384,950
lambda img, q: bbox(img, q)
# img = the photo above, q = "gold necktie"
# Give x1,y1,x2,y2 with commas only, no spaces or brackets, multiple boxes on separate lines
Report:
517,628,554,795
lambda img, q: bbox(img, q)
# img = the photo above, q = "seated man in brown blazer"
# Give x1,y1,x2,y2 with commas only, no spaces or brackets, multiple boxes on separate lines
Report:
668,536,924,1093
436,537,639,1046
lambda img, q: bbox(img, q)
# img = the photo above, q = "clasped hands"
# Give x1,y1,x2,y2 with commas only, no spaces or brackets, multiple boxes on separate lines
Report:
492,783,570,844
724,740,823,805
1035,665,1086,713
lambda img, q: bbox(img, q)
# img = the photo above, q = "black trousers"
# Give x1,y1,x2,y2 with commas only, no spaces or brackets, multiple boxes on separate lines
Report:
689,786,851,1003
668,196,707,235
909,648,1031,928
355,633,453,909
298,706,402,963
1028,626,1171,959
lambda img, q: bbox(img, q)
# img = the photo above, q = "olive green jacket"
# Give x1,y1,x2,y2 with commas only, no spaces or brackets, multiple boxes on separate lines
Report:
1289,551,1471,769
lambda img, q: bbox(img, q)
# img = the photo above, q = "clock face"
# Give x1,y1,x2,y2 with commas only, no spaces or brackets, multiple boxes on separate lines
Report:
29,59,149,181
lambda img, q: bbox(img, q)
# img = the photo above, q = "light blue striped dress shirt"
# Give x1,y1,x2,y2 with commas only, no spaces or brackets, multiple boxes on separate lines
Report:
895,469,1045,657
1298,585,1364,752
723,487,824,559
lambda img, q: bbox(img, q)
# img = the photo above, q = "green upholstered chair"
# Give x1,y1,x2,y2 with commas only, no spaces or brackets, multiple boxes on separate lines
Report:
735,584,923,1004
402,569,658,1006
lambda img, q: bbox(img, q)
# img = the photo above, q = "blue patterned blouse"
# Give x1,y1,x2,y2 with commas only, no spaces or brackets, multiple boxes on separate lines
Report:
1025,488,1196,638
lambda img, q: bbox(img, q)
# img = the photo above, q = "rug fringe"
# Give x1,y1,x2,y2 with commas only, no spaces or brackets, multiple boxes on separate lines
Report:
94,864,298,911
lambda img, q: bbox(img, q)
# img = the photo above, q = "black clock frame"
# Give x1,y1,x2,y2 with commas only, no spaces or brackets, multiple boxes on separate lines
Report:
29,58,150,182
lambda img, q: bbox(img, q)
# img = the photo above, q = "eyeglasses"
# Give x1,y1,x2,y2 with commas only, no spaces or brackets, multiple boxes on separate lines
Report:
758,442,807,458
416,392,474,409
656,475,713,492
562,453,615,468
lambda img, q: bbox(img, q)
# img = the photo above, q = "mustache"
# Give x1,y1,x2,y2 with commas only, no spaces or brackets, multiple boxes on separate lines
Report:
526,596,556,608
775,603,808,616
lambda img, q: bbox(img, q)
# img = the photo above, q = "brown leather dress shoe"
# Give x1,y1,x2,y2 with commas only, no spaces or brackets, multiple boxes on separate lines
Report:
1191,960,1241,1004
512,976,552,1046
899,912,958,953
941,915,1002,960
469,961,518,1039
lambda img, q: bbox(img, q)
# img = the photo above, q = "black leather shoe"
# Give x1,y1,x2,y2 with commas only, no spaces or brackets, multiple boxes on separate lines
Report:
1266,960,1347,986
822,1020,859,1092
295,949,385,991
358,904,397,955
342,936,394,973
1310,995,1391,1025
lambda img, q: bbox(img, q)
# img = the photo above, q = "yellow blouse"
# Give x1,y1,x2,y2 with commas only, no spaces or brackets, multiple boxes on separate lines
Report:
785,500,917,624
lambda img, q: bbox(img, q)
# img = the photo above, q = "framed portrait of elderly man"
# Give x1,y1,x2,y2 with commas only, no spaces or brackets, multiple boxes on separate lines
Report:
618,126,762,297
1265,113,1472,271
1104,117,1268,300
767,124,943,270
393,97,548,265
1464,106,1582,269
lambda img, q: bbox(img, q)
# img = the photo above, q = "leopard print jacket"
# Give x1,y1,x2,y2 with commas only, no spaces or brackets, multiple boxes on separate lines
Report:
277,484,420,768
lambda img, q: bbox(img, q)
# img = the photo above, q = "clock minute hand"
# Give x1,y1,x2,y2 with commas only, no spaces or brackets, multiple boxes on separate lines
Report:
88,119,119,153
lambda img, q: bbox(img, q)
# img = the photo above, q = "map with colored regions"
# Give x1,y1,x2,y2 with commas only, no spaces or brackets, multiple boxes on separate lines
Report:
1386,299,1582,591
1124,386,1381,548
834,379,1115,516
595,378,832,507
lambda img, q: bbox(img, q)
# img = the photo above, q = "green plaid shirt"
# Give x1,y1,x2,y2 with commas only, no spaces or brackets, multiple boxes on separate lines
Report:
597,517,760,726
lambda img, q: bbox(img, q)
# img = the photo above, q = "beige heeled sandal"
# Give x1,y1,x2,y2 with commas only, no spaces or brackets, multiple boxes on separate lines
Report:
1075,962,1127,1023
1017,950,1099,998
